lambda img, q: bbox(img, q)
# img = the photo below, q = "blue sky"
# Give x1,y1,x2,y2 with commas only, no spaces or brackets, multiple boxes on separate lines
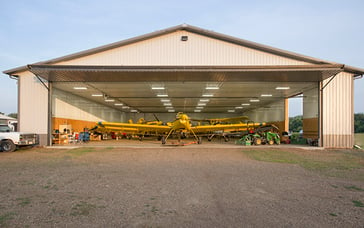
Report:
1,0,363,116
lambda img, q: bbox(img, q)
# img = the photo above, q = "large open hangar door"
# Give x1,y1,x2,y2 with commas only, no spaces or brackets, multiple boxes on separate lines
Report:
29,64,343,145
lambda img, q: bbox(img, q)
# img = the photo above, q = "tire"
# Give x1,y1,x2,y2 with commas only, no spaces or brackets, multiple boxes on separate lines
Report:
254,138,262,145
161,136,166,144
1,140,16,152
268,140,274,145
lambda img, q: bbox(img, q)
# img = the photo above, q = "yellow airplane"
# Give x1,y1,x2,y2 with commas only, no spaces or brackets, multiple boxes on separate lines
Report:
192,116,250,125
96,112,266,145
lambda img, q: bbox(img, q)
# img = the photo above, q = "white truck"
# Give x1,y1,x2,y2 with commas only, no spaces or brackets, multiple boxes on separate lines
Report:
0,124,38,152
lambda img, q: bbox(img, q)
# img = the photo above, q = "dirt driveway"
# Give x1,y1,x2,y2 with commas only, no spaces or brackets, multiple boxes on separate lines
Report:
0,144,363,227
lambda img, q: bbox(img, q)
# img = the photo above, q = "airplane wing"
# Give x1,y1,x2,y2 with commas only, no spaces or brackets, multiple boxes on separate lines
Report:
97,121,170,134
191,122,266,133
192,116,250,124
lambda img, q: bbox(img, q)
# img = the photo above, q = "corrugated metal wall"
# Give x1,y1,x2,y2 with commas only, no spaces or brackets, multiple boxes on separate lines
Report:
18,71,48,145
322,72,354,148
56,31,310,66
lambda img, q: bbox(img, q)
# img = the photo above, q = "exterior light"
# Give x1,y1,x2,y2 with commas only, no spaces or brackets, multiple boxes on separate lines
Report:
276,86,290,90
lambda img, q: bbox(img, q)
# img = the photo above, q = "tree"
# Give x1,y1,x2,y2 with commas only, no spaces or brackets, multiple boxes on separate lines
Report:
8,113,17,119
355,113,364,133
289,115,303,133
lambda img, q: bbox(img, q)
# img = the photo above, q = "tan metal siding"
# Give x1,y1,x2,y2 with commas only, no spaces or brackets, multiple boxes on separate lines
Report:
56,31,310,66
322,72,354,148
17,71,48,134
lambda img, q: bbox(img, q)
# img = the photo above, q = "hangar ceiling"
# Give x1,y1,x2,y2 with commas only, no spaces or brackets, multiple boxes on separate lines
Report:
53,81,315,114
30,64,342,114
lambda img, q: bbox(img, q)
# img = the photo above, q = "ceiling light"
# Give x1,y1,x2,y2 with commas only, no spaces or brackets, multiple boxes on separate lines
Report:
202,94,214,97
151,86,165,90
165,106,174,109
241,103,250,106
261,94,272,97
196,106,204,109
157,94,168,97
122,106,129,109
194,110,202,112
199,99,210,102
228,110,235,113
276,86,290,90
163,103,172,106
114,103,123,106
250,99,260,102
168,110,175,112
235,107,243,109
205,86,219,90
130,110,138,112
91,94,103,97
197,103,207,106
73,87,87,90
105,99,115,102
160,99,170,102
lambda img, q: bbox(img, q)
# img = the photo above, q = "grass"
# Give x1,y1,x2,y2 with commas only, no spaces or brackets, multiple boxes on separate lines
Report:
66,147,95,156
70,201,97,216
352,200,364,207
354,133,364,147
0,212,16,226
242,149,364,180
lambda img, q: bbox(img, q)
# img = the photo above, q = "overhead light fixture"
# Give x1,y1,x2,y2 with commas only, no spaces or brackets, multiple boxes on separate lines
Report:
276,86,290,90
157,94,168,97
163,103,172,106
194,110,202,112
235,106,243,109
241,103,250,106
105,99,115,102
165,106,174,109
197,103,207,106
122,106,129,109
250,99,260,102
91,94,103,97
73,87,87,90
205,86,219,90
261,94,272,97
227,110,235,113
199,99,210,102
130,110,138,113
196,106,204,109
114,103,123,106
160,99,170,102
151,86,165,90
202,94,214,97
168,110,175,112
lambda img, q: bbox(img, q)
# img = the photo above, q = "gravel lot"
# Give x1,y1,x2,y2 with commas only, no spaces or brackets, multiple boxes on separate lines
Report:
0,141,363,227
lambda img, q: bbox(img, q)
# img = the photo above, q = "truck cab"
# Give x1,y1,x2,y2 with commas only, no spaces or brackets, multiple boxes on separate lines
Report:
0,124,38,152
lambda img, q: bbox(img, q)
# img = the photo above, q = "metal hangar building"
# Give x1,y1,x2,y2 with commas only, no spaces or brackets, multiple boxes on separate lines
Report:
4,24,364,148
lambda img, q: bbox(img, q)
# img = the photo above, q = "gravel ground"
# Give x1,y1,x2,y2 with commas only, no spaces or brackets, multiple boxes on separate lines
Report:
0,142,363,227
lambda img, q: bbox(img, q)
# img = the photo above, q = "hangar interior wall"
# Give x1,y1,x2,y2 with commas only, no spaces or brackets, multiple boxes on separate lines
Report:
303,85,319,139
52,88,126,133
322,72,354,148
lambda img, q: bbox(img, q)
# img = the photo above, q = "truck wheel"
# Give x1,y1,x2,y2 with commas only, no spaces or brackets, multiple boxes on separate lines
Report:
1,140,16,152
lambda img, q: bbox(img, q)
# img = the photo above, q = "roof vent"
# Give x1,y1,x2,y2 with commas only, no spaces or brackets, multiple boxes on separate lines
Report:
181,36,188,41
